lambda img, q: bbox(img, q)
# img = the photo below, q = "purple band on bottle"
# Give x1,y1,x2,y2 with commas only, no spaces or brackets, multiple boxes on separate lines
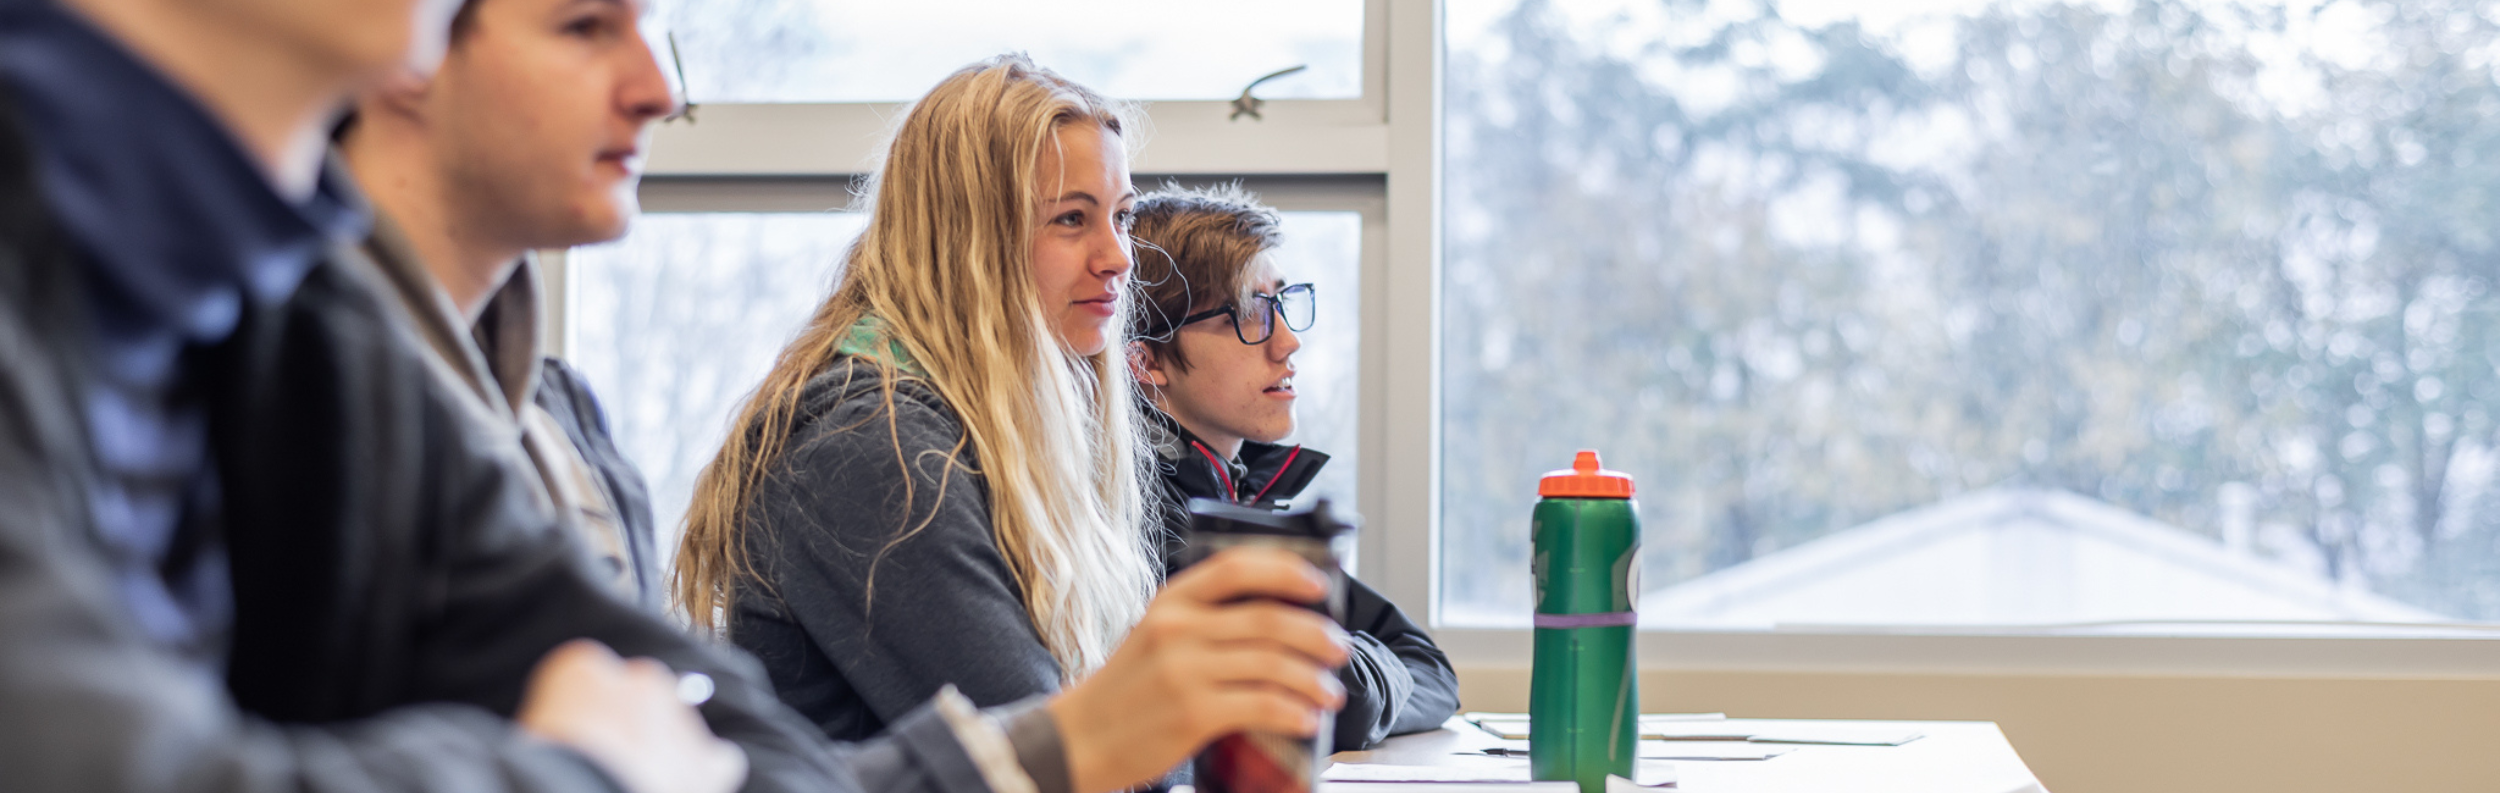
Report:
1533,611,1638,629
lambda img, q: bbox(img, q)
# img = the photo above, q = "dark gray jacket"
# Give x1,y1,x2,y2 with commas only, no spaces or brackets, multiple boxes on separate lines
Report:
534,357,664,603
351,208,662,608
0,94,1030,793
730,358,1067,742
1144,409,1461,749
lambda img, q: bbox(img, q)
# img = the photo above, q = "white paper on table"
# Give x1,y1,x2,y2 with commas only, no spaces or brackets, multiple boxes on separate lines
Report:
1635,761,1680,786
1462,712,1724,722
1483,740,1788,762
1491,720,1920,747
1636,724,1759,742
1638,743,1790,761
1637,714,1730,724
1320,782,1582,793
1322,764,1533,784
1612,765,1682,790
1470,721,1533,740
1463,713,1727,741
1740,726,1924,746
1321,761,1679,787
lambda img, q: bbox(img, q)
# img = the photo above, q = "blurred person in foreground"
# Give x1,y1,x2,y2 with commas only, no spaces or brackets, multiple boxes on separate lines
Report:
0,0,1348,791
337,0,673,606
1125,183,1459,750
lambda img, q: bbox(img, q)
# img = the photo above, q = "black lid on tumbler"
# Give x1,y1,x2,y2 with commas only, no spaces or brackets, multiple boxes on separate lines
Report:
1186,497,1358,540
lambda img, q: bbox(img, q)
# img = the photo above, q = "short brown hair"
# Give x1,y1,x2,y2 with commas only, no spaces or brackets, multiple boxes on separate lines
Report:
1127,183,1283,373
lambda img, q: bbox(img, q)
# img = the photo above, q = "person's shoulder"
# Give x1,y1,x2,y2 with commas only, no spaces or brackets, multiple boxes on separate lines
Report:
796,356,958,429
783,356,972,473
760,358,990,528
0,109,91,515
532,357,632,461
295,237,437,355
0,99,82,344
533,357,602,415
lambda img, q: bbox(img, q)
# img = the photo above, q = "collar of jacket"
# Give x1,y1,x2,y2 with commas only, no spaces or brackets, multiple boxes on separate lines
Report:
353,199,543,421
836,315,926,376
0,3,366,348
1145,404,1332,509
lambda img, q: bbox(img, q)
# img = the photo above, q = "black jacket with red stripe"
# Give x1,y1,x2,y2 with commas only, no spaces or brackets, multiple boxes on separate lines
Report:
1144,409,1461,750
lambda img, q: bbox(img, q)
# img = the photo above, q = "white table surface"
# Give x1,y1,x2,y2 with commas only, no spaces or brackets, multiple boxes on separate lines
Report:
1323,717,2048,793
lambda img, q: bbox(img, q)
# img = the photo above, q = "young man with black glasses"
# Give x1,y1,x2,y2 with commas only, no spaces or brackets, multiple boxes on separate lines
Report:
1127,184,1462,752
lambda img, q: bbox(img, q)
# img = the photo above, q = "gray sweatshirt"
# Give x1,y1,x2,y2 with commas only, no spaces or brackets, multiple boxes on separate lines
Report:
730,357,1072,748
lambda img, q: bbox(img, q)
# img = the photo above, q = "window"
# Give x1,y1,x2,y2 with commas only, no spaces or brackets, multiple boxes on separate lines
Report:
1259,211,1367,517
567,213,862,569
661,0,1366,103
1441,0,2500,632
566,206,1366,561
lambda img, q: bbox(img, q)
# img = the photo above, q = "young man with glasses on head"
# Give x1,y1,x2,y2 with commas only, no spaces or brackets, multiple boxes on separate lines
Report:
0,0,1350,791
1127,184,1462,751
336,0,678,606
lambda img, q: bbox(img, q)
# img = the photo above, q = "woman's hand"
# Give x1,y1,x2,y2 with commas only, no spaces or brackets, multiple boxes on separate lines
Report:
1046,547,1352,793
515,639,749,793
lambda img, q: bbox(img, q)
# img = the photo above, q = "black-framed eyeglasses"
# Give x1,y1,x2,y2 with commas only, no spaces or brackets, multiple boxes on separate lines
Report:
1176,283,1316,345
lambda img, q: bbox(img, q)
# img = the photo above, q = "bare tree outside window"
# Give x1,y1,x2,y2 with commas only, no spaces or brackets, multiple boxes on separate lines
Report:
570,214,863,569
1268,212,1364,519
1443,0,2500,628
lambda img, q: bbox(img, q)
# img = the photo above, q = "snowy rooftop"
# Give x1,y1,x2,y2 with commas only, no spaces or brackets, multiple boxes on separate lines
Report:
1639,489,2449,630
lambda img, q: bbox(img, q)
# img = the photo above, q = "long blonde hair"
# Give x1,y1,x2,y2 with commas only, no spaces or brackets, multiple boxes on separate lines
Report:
673,55,1158,679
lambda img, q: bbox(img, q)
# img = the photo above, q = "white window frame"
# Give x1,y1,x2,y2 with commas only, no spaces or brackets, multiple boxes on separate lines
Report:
573,0,2500,679
639,0,1394,178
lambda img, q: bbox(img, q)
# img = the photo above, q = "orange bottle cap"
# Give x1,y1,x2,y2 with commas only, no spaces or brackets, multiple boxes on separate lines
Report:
1539,450,1635,498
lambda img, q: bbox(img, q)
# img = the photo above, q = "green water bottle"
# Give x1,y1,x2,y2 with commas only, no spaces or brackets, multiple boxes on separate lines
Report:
1529,450,1640,793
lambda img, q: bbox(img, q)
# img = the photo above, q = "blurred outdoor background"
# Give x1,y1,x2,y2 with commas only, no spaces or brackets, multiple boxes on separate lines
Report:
1442,0,2500,629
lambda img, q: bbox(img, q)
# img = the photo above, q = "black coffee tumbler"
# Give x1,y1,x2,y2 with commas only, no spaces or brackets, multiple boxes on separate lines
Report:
1178,497,1356,793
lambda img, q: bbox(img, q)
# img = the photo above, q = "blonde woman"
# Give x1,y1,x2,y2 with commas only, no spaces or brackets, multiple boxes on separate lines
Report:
673,55,1348,790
